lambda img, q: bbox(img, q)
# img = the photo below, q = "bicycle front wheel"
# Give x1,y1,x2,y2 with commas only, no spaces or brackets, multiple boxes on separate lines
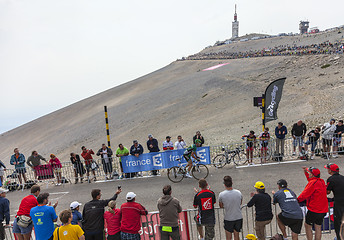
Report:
167,167,184,183
191,164,209,180
233,151,248,166
212,154,226,168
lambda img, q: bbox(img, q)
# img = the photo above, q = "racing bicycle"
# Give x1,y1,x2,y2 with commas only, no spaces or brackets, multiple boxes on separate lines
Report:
167,157,209,183
212,146,247,168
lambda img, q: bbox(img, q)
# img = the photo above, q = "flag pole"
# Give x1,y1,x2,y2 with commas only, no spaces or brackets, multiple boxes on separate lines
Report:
104,106,111,148
262,94,265,132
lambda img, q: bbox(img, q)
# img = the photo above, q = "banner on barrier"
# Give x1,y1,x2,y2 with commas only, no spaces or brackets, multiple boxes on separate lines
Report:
121,147,211,173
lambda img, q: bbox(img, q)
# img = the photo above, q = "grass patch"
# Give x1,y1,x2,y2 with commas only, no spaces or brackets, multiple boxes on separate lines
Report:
321,64,331,69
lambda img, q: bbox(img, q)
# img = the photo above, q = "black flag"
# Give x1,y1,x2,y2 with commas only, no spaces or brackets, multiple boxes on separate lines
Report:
264,78,286,123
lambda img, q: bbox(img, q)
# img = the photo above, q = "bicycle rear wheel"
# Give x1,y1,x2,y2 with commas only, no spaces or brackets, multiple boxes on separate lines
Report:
233,151,248,166
167,167,184,183
212,154,226,168
191,164,209,180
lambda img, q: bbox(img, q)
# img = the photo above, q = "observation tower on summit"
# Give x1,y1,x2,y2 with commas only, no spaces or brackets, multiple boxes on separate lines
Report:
232,4,239,39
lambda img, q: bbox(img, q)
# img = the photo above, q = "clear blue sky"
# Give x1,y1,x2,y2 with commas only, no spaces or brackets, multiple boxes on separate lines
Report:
0,0,342,133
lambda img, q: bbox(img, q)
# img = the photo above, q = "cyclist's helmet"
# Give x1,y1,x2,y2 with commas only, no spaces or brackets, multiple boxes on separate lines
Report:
195,139,202,144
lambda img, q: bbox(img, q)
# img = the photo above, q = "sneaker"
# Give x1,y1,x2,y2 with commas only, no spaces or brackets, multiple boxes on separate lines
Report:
119,175,123,179
185,172,192,178
93,177,97,182
292,152,296,156
251,163,255,166
58,183,62,186
333,154,338,158
311,155,315,160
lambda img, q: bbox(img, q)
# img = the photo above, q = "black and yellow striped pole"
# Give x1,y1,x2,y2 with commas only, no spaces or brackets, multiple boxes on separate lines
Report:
261,94,265,132
104,106,111,148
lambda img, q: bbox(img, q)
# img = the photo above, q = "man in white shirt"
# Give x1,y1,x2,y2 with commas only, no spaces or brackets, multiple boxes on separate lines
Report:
219,176,243,240
322,119,336,158
175,135,187,150
96,144,113,180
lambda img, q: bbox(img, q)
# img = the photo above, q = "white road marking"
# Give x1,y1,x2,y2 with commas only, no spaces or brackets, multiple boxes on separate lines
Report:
235,160,307,169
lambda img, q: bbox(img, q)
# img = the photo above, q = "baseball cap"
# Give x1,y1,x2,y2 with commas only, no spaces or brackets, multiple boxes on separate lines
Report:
126,192,136,200
0,188,9,194
166,136,171,139
148,134,153,138
277,179,287,188
70,201,82,209
324,163,339,172
133,140,138,143
307,167,321,177
254,181,265,189
330,118,336,122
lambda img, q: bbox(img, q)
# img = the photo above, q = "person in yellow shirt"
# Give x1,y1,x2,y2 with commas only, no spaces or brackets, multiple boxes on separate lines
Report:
53,210,85,240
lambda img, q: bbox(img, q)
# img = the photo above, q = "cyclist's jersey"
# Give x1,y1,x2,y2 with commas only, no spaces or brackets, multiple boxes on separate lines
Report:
242,134,256,148
184,144,197,156
259,132,270,143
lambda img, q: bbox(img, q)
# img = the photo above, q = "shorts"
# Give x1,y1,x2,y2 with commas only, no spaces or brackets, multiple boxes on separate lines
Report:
322,138,332,146
293,136,303,147
305,140,317,151
121,232,140,240
246,142,254,151
224,219,243,233
278,213,303,234
13,217,34,234
183,153,192,162
333,137,342,147
305,210,326,226
53,168,62,173
85,164,92,173
260,141,268,150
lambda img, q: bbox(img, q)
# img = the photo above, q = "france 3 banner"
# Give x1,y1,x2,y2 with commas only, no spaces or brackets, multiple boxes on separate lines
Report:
121,147,211,173
264,77,286,123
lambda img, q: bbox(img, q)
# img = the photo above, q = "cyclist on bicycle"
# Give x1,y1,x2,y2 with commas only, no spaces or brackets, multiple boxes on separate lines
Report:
242,130,256,165
259,128,270,163
183,139,202,178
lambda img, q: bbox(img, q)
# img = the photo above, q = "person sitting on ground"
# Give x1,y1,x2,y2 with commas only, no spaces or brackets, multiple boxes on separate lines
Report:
183,139,201,178
27,151,47,180
104,200,121,240
272,179,303,240
259,128,270,163
304,127,321,160
321,119,336,158
242,131,256,165
247,181,273,240
49,154,62,186
163,136,174,151
70,201,82,225
96,144,114,180
70,153,85,184
333,120,344,158
53,209,85,240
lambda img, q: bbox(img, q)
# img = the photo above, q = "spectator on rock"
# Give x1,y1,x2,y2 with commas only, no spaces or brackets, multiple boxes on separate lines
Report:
13,185,40,240
121,192,148,240
0,161,6,186
272,179,303,240
53,209,85,240
147,134,160,176
242,131,257,165
49,154,62,186
157,185,182,240
30,193,58,240
298,167,328,240
10,148,27,187
70,153,85,184
104,200,121,240
163,136,174,151
0,188,10,240
322,119,336,158
70,201,82,225
81,146,97,183
219,176,242,240
325,163,344,240
259,128,270,163
27,151,47,180
333,120,344,158
96,144,114,180
275,122,287,156
193,131,205,147
82,188,121,240
175,135,187,150
291,120,307,156
304,127,321,160
194,179,216,240
115,144,129,179
247,181,273,240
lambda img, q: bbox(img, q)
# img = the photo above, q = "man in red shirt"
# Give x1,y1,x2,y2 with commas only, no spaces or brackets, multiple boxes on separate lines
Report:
120,192,147,240
298,167,328,240
81,146,97,183
13,185,41,240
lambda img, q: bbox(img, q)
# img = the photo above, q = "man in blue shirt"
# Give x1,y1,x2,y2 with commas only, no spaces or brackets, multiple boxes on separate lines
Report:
275,122,287,156
30,193,58,240
0,188,10,240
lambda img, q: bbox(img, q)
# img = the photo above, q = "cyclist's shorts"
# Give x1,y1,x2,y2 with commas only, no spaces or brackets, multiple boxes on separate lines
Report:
261,141,268,150
246,142,254,151
183,153,192,162
246,146,254,151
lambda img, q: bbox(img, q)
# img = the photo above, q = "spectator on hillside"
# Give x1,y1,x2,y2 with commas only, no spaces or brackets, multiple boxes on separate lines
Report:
104,200,121,240
291,120,307,156
193,131,205,147
27,151,47,180
322,119,337,158
304,127,321,160
157,185,182,240
242,131,257,165
194,179,216,240
0,161,6,186
30,193,58,240
121,192,148,240
333,120,344,158
147,134,160,176
272,179,303,240
325,163,344,240
259,128,270,163
53,210,85,240
70,201,82,225
130,140,144,157
175,135,187,150
82,188,121,240
13,185,40,240
70,153,85,184
219,176,242,240
0,188,10,240
163,136,174,151
275,122,287,156
298,167,328,240
49,154,62,186
10,148,27,186
247,181,273,240
81,146,97,183
96,144,114,180
115,144,129,179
